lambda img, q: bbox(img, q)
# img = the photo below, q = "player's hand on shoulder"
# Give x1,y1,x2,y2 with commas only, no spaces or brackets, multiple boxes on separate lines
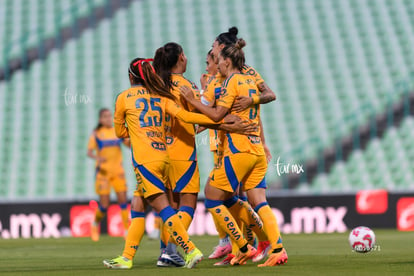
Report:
180,86,195,102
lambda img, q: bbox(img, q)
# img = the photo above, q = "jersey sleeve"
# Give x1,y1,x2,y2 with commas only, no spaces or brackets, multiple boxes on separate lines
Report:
165,99,221,125
216,76,237,109
113,92,129,138
187,81,201,112
244,65,265,86
201,81,215,105
87,133,97,151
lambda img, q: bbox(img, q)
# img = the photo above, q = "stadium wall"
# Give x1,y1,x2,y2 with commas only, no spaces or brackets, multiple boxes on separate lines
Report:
1,191,414,239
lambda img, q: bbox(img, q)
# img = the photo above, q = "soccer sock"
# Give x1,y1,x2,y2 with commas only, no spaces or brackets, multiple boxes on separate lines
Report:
122,211,145,260
255,202,283,251
205,199,248,250
120,203,129,230
94,204,107,225
224,196,267,242
159,220,170,250
213,214,229,240
160,206,196,254
153,212,161,230
243,223,256,246
177,206,195,230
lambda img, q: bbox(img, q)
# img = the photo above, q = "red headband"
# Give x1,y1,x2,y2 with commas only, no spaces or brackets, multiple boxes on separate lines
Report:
133,58,155,81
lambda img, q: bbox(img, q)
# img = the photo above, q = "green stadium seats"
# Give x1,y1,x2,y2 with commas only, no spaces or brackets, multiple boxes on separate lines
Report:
1,0,414,200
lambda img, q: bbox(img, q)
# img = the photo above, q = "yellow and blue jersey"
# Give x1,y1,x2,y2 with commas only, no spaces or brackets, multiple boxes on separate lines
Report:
167,74,201,161
87,127,124,173
216,73,264,156
114,85,182,166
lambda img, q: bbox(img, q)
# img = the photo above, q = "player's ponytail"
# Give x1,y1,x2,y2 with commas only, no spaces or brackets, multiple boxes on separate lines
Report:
220,38,246,71
129,58,175,101
95,108,110,131
216,26,239,46
153,42,183,91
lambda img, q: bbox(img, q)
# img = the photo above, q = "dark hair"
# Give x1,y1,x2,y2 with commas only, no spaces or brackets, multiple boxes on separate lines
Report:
95,108,110,130
153,42,183,91
207,49,214,59
129,58,175,100
216,27,238,46
220,38,246,71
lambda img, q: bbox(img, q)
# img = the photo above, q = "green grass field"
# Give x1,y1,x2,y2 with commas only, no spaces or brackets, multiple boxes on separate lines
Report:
0,230,413,275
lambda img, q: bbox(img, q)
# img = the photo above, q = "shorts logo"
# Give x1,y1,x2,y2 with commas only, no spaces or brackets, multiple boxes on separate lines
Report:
248,136,261,144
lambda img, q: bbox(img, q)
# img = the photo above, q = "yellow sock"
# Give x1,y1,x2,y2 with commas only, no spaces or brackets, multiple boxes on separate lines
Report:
226,198,267,241
243,223,256,246
231,238,239,255
94,205,106,224
206,201,248,249
164,215,195,254
256,203,283,250
159,220,172,248
177,206,195,230
153,214,161,230
120,205,129,230
122,212,145,260
213,215,228,239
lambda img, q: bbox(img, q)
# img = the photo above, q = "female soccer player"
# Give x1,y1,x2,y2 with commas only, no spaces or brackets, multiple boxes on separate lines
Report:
180,39,288,267
153,44,256,266
198,50,232,260
87,108,130,242
103,57,238,269
199,47,271,264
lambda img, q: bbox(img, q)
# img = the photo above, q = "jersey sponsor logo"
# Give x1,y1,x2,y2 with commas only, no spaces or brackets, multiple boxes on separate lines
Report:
146,131,163,138
151,142,166,151
248,136,261,144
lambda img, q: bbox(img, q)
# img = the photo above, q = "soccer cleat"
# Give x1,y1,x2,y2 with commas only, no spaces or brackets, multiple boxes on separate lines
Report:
213,254,235,266
252,241,271,262
103,256,133,269
184,248,203,269
91,224,100,242
258,248,288,267
208,243,232,259
157,249,185,267
230,244,257,266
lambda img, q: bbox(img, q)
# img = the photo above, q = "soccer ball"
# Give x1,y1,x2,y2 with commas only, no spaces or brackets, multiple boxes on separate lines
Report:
348,226,376,253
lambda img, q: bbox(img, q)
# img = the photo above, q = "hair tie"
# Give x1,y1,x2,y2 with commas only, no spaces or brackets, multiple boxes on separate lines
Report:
132,58,155,80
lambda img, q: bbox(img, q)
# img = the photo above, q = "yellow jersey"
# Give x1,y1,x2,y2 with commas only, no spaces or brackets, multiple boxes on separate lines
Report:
87,127,123,173
167,74,200,161
201,73,225,151
114,85,218,166
241,64,265,87
216,73,264,156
